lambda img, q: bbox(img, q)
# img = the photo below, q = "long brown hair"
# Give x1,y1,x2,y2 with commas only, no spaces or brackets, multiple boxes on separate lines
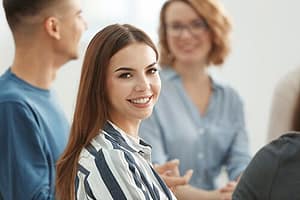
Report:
55,24,158,200
292,94,300,131
158,0,232,67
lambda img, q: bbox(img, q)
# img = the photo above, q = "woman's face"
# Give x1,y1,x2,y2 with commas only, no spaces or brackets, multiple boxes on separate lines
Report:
106,43,161,126
165,1,212,66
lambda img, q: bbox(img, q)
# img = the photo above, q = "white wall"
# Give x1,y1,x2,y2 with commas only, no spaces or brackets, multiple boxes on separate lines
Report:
1,1,300,155
221,0,300,153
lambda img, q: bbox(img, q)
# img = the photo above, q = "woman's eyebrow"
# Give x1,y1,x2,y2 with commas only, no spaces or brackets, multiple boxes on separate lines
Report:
114,67,134,72
145,62,158,69
114,62,157,72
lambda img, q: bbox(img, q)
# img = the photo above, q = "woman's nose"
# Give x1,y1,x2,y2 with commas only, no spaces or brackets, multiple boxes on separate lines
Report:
134,77,150,92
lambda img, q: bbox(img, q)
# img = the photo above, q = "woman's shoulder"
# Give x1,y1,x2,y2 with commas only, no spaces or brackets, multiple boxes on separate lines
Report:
78,133,125,162
211,76,244,104
212,76,238,92
159,67,178,81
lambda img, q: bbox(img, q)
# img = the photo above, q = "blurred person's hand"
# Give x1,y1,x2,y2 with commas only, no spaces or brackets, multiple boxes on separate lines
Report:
216,181,238,200
154,159,193,191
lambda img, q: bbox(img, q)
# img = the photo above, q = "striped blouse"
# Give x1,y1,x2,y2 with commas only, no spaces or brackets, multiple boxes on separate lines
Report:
75,122,176,200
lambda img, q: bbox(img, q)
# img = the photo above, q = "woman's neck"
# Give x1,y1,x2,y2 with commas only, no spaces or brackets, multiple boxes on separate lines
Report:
109,118,140,139
173,61,208,83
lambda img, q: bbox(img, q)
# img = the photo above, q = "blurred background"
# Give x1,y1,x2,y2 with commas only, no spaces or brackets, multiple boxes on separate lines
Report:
1,0,300,155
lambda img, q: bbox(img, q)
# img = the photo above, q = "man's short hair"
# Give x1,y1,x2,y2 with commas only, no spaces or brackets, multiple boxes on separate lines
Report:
3,0,59,31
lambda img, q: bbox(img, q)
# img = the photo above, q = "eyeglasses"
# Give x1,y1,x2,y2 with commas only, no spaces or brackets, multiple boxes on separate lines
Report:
166,19,209,37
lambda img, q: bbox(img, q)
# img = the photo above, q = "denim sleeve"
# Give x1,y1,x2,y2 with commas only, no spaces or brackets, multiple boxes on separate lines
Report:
139,110,168,164
225,93,251,180
0,102,53,200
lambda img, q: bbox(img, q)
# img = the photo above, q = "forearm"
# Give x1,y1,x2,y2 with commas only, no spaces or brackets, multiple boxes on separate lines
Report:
174,185,220,200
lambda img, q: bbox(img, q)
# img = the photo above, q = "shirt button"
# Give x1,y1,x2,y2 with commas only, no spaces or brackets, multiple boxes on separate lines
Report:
198,128,205,135
197,153,204,159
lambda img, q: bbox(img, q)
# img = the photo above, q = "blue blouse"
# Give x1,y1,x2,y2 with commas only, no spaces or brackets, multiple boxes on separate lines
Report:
140,67,251,190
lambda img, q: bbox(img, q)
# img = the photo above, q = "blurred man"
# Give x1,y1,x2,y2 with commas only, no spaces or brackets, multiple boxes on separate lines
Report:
0,0,87,199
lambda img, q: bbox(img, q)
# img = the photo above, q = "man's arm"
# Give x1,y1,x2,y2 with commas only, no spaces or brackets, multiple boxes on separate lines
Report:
174,184,238,200
0,102,52,199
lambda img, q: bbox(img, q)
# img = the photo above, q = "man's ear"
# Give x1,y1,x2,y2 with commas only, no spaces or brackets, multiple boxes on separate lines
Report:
44,17,61,40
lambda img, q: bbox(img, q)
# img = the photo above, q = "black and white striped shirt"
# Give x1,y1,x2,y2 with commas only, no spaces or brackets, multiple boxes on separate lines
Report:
75,122,176,200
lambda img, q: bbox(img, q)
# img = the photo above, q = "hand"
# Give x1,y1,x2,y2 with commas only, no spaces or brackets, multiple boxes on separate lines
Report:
154,159,193,190
217,181,238,200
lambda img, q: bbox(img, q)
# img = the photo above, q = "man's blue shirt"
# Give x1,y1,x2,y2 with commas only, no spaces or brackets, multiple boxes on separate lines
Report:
0,69,69,199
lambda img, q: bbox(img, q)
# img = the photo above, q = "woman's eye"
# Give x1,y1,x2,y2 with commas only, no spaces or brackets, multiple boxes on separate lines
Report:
119,73,132,79
148,68,158,74
192,20,208,29
171,24,184,31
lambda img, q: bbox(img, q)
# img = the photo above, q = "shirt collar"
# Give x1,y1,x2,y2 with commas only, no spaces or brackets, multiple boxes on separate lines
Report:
102,121,152,161
161,66,220,91
160,66,179,80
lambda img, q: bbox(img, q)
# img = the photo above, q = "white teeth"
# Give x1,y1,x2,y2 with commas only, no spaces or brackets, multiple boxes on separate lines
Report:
131,97,150,104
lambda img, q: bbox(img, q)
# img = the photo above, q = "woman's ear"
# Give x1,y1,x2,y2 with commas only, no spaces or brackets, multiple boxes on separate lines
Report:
44,16,61,40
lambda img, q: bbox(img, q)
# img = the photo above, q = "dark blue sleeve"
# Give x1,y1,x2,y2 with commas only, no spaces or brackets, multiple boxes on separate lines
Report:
0,102,53,200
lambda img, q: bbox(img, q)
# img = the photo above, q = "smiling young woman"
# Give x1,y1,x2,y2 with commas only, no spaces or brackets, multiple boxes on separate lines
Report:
55,24,178,200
